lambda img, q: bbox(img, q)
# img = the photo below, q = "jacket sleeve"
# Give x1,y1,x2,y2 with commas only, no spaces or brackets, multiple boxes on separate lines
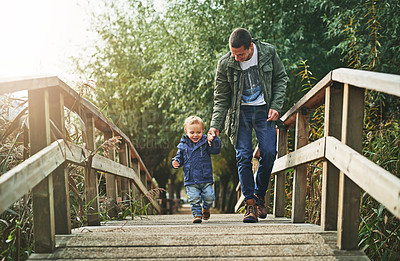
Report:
210,58,231,131
171,147,184,168
207,135,222,155
269,48,287,115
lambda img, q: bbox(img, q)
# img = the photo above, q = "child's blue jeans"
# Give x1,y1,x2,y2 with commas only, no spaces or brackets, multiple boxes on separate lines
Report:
186,182,215,217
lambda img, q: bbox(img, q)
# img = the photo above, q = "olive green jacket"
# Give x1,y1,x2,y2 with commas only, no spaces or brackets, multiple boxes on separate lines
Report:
210,39,287,145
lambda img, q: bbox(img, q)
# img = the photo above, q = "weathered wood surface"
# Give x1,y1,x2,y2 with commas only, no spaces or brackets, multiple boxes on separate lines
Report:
28,213,369,260
0,74,155,187
0,139,161,215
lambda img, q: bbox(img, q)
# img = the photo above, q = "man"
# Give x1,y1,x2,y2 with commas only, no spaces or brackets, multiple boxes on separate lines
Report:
208,28,287,223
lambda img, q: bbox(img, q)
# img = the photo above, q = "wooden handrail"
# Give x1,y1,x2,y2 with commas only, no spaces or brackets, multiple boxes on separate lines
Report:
0,75,154,184
0,140,161,214
0,75,161,253
234,68,400,250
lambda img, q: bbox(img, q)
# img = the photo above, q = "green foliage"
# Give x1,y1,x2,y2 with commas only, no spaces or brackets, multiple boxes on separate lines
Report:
73,1,400,259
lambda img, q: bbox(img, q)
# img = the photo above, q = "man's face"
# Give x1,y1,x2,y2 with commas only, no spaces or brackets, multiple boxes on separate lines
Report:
230,43,254,62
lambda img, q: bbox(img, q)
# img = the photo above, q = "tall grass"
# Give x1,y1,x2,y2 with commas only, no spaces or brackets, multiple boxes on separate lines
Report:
0,92,159,260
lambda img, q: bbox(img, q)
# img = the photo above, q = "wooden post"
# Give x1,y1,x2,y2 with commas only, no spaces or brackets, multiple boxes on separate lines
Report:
49,88,71,234
321,83,343,231
274,128,287,217
29,88,55,252
84,113,100,226
131,158,141,202
104,131,118,218
147,178,153,215
118,142,130,201
141,170,149,210
337,84,364,250
291,111,309,223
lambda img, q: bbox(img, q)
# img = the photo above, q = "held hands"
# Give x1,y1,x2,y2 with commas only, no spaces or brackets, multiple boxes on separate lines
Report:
267,109,279,121
172,159,180,168
207,128,220,146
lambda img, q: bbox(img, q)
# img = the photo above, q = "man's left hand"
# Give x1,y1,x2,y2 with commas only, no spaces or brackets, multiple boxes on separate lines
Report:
267,109,279,121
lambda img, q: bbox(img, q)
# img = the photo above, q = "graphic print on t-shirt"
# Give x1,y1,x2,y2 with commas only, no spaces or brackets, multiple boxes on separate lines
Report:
242,66,263,104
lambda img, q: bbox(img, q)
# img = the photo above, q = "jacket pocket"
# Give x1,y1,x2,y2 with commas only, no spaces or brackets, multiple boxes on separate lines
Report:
183,166,190,182
261,62,273,102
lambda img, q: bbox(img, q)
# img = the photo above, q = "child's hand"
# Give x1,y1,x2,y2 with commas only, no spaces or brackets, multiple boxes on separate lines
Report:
207,133,214,146
207,128,219,146
172,159,180,168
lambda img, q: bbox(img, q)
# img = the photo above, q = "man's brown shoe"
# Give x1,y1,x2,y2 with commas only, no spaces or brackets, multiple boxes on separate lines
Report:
243,199,258,223
256,195,267,219
202,208,210,220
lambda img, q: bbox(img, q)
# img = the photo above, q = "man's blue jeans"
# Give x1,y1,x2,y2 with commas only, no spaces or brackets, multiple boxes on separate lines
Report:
186,182,215,217
235,105,277,202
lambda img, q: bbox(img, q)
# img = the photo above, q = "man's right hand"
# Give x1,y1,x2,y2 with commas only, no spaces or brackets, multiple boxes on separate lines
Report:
207,128,220,145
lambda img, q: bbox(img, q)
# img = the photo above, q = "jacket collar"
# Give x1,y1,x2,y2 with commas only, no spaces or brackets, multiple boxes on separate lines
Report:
227,39,272,70
181,134,208,148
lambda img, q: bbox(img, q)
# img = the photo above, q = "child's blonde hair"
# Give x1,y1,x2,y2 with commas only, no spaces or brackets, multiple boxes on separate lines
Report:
184,116,204,131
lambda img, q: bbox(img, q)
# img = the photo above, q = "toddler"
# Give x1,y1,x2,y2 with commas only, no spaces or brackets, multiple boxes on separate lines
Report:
172,116,221,223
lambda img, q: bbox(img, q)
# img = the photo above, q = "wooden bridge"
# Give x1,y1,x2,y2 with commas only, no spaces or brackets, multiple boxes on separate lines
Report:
0,68,399,260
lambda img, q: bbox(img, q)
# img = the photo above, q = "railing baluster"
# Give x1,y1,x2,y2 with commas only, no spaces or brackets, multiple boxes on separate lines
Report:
141,169,149,208
28,88,55,252
321,82,343,230
83,113,100,226
337,84,364,249
292,111,309,223
131,158,141,202
104,131,118,218
118,141,130,201
274,127,287,217
49,88,71,234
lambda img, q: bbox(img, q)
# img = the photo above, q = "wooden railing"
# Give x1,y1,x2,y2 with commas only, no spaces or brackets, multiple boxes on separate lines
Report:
235,68,400,250
0,75,161,253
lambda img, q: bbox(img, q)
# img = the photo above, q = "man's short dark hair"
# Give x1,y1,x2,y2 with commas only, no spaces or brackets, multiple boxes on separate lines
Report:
229,28,252,49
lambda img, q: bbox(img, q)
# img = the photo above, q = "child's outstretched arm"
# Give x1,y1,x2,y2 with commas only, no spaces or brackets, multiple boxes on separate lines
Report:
171,148,184,169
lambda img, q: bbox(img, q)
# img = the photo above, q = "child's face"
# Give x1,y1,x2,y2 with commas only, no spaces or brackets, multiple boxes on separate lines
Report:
185,123,203,143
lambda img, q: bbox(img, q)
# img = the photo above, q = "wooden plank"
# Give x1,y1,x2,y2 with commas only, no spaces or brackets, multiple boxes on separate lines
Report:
281,72,331,127
49,88,71,235
104,131,118,218
326,137,400,219
273,128,287,217
28,88,55,252
272,138,325,174
27,215,369,260
337,84,364,250
332,68,400,98
0,74,59,95
321,83,343,231
291,112,309,223
83,113,100,226
0,141,65,214
64,142,161,213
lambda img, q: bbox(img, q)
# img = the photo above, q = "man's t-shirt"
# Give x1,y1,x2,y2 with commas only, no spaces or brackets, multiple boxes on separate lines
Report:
240,44,266,106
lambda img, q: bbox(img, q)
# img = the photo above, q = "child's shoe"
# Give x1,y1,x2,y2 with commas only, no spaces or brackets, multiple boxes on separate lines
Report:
193,216,202,223
202,208,210,220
